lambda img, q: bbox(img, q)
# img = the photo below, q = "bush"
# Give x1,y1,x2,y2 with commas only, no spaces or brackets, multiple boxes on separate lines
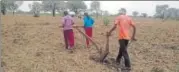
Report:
103,17,110,26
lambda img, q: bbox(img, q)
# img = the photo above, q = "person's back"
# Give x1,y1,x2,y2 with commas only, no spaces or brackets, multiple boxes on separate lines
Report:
83,16,94,27
115,14,134,40
107,8,136,70
63,15,74,30
62,11,75,51
83,13,95,48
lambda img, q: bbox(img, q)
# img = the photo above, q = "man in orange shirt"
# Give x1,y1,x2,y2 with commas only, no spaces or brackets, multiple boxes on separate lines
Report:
107,8,136,70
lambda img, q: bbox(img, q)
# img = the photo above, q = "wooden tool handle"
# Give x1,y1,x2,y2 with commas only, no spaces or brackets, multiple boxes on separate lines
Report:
75,27,101,54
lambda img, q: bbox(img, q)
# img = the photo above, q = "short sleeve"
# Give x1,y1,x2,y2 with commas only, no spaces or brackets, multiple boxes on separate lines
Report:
62,17,65,25
71,18,74,24
91,18,94,24
130,18,135,26
114,17,119,25
83,17,86,24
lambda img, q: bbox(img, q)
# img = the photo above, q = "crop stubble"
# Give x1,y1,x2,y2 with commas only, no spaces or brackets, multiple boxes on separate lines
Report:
1,15,179,72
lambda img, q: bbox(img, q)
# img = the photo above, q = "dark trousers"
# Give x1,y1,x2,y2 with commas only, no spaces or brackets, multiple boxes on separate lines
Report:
116,39,131,67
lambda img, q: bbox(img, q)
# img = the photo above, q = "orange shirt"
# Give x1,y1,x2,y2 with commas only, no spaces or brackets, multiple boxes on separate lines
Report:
115,14,135,40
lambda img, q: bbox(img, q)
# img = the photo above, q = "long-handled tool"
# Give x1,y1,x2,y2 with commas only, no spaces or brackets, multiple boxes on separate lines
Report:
74,27,109,62
98,32,109,62
59,26,110,62
75,27,101,53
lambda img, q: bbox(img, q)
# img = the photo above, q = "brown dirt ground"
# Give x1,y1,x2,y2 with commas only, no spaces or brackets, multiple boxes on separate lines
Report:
1,15,179,72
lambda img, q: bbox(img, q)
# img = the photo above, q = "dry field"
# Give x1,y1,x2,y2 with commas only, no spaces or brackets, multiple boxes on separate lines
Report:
1,15,179,72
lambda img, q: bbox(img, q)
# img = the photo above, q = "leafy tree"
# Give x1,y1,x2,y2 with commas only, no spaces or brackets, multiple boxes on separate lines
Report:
103,10,109,16
118,8,126,15
56,1,66,15
41,1,51,12
91,1,100,17
6,1,23,15
167,8,177,19
1,0,7,15
132,11,139,17
41,1,66,17
141,13,147,18
29,2,41,17
176,9,179,20
16,9,24,14
155,4,179,21
155,4,169,19
67,1,87,15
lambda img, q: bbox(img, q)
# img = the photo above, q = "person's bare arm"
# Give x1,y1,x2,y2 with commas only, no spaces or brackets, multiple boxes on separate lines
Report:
107,17,119,36
107,24,117,36
59,18,65,28
71,17,75,25
131,24,136,40
130,19,137,41
72,18,84,28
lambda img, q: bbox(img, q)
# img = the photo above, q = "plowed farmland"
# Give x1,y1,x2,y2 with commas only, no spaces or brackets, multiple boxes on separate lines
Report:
1,15,179,72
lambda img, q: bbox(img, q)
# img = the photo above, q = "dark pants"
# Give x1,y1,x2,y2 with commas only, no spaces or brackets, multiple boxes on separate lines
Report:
116,39,131,67
63,29,74,49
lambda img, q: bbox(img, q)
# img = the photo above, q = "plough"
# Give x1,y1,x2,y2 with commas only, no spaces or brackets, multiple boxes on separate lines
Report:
60,26,133,72
74,27,109,62
60,26,110,62
74,27,132,72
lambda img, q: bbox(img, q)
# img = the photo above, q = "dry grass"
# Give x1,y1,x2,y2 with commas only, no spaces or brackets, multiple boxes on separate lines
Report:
1,15,179,72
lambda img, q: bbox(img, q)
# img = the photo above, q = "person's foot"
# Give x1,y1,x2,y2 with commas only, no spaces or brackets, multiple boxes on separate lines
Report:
70,46,75,49
65,46,68,49
116,62,121,68
111,61,121,68
68,49,73,53
122,67,131,70
86,45,90,48
68,47,74,53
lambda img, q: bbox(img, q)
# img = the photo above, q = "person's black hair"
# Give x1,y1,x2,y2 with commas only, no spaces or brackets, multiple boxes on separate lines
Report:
120,8,127,14
84,12,90,19
64,11,68,16
121,8,126,13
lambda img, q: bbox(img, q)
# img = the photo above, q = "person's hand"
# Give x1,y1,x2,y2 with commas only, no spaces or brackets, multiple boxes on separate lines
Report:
131,37,137,41
73,25,77,27
73,25,83,28
59,26,63,28
106,32,111,37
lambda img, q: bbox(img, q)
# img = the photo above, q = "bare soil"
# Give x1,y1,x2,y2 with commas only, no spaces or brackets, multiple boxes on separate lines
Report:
1,15,179,72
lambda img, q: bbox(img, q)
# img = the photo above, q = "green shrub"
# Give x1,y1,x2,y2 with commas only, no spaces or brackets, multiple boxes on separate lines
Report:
103,17,110,26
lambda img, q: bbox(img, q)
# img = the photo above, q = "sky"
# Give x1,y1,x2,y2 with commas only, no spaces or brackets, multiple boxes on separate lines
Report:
18,1,179,16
